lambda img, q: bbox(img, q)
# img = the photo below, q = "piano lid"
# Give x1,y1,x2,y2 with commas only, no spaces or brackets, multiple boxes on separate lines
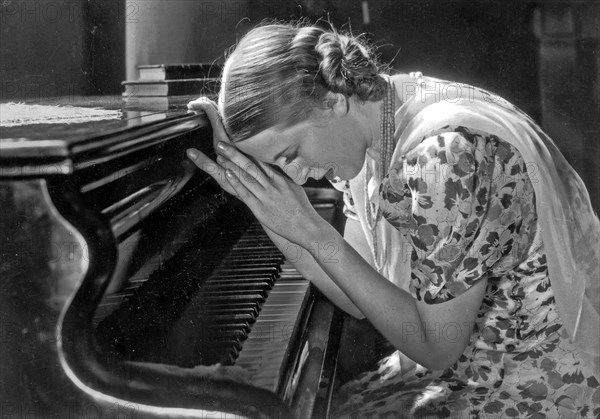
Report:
0,95,212,177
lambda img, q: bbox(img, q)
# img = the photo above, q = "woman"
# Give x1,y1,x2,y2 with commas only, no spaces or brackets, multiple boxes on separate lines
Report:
186,23,600,418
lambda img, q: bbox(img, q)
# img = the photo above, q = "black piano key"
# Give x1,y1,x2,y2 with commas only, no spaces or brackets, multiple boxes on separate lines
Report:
203,282,272,291
193,305,258,316
198,306,256,317
207,272,277,282
196,302,260,314
205,277,275,286
205,322,253,334
222,256,283,264
194,329,248,342
212,266,279,276
194,312,255,322
197,287,269,297
222,260,283,269
199,295,266,307
213,261,281,270
200,280,271,290
200,290,266,300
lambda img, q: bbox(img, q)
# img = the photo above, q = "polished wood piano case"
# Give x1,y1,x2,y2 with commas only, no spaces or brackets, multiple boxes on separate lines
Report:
0,96,345,419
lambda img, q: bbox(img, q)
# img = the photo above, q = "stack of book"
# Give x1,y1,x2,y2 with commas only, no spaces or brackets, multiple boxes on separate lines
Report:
122,63,222,98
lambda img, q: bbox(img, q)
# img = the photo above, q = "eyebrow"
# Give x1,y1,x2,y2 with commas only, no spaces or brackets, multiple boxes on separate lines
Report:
272,145,291,163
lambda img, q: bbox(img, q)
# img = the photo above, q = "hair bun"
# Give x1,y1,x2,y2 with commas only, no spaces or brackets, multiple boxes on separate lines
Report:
315,31,383,100
220,23,388,142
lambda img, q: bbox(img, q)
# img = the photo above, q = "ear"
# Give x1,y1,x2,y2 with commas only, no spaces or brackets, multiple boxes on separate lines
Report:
323,92,349,117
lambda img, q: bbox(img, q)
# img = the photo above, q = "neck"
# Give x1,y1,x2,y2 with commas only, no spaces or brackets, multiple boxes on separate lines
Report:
359,98,384,151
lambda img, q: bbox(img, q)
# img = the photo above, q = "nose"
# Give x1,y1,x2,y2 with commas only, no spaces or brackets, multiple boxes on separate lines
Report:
282,163,308,185
290,170,308,185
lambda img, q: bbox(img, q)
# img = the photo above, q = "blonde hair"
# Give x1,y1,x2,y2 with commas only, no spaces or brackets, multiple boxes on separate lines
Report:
218,22,387,142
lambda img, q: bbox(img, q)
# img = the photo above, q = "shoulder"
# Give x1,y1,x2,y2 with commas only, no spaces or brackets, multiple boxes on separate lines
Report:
392,125,526,176
388,73,419,98
381,125,535,232
385,128,485,195
388,72,440,106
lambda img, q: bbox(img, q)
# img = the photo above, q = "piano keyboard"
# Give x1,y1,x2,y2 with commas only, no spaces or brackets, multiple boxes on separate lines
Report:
94,220,314,393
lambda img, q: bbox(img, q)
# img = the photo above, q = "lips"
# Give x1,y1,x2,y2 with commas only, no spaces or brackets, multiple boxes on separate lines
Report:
324,168,335,181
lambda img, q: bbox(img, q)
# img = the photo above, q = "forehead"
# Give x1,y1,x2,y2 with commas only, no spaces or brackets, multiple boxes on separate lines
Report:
234,121,312,161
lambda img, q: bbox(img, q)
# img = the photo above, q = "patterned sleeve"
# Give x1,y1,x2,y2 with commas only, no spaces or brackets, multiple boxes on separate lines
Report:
329,178,359,221
379,129,535,304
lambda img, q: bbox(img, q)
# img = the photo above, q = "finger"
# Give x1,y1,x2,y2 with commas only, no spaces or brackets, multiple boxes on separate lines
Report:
187,96,212,110
187,148,226,184
256,160,285,185
254,160,296,186
225,169,258,205
217,154,265,195
187,96,219,112
187,148,238,196
216,142,269,188
187,98,233,145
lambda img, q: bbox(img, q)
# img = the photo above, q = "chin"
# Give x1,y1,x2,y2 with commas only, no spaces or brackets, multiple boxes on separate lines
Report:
344,165,363,181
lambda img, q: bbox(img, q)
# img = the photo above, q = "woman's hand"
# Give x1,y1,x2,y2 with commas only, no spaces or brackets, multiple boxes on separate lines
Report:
216,141,329,247
186,97,328,247
186,97,238,197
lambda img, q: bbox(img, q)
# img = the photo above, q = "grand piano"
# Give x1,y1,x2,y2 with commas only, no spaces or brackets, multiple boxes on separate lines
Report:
0,94,346,418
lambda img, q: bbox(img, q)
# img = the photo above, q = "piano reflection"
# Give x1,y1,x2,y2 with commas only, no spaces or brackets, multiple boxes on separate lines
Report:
0,95,345,419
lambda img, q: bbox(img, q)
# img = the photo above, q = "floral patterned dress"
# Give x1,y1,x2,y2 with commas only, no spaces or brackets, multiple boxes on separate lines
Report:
330,126,600,418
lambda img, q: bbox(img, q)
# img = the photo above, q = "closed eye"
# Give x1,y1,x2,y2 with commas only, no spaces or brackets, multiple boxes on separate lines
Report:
283,151,298,165
270,164,294,181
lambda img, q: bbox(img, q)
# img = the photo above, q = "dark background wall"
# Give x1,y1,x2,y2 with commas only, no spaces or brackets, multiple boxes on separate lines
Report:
251,0,542,118
1,0,598,209
124,0,250,81
1,0,124,99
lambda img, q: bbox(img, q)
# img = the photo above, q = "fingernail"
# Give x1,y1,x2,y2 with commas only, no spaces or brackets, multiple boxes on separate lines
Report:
217,141,229,151
225,169,234,178
216,155,225,164
187,149,198,159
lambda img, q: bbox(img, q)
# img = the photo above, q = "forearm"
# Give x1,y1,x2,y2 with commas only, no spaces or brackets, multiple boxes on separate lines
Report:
260,223,365,319
302,222,474,370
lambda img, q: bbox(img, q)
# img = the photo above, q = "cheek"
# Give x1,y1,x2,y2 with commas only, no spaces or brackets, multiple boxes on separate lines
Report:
345,152,367,178
303,135,346,169
283,162,305,180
